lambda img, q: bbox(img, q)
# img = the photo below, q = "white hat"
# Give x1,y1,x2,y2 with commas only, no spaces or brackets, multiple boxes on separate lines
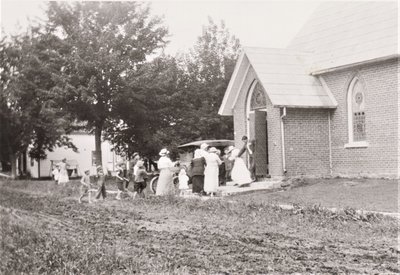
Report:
227,146,235,153
200,143,209,150
159,148,169,156
209,147,218,153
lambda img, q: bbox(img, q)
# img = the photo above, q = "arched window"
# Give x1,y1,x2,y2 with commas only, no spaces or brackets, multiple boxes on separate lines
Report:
250,82,267,110
346,77,368,147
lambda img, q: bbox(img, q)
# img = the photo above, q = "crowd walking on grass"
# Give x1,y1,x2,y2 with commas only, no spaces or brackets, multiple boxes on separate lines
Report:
63,137,255,203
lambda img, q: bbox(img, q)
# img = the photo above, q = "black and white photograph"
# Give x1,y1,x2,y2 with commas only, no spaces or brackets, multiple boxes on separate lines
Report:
0,0,399,273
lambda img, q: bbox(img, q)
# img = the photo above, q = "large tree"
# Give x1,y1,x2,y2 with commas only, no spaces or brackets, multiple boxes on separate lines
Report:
0,30,75,178
47,1,168,166
104,55,187,158
182,18,240,140
104,18,241,159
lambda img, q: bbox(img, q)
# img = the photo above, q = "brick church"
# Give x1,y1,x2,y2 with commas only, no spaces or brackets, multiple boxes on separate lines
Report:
219,2,398,179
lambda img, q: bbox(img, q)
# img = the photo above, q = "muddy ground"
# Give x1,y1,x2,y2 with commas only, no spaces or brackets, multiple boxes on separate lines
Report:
0,180,399,274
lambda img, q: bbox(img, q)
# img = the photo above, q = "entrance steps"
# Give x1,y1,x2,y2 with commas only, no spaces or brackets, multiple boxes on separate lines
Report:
217,179,282,196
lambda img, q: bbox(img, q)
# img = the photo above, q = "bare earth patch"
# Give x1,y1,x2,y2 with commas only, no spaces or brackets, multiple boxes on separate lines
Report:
0,179,399,274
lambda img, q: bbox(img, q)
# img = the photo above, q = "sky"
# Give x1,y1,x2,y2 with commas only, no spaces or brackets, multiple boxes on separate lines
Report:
0,1,320,55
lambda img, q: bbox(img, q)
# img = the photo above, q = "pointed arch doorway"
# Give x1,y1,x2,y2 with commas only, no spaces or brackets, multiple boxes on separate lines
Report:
246,81,269,177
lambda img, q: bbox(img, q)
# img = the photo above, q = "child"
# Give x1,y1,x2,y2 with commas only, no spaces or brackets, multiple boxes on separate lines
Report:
178,167,190,196
115,162,128,200
79,170,91,203
133,160,148,198
95,166,107,201
52,164,60,185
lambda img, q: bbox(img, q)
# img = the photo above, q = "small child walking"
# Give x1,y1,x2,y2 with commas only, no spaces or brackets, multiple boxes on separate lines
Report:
133,160,148,198
116,162,126,200
95,166,107,201
178,167,190,196
52,165,60,185
79,170,91,203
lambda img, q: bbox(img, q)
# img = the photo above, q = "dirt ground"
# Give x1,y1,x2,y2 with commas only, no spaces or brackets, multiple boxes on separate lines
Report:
0,179,399,274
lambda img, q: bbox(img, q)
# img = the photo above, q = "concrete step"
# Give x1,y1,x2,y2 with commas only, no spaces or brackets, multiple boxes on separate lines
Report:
218,180,282,196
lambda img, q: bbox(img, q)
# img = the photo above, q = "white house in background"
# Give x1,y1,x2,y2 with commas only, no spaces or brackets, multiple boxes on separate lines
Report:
26,132,124,178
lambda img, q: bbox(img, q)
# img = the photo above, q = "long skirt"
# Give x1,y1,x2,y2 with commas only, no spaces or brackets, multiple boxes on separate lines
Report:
156,168,174,196
204,165,219,193
231,158,252,185
191,175,204,194
58,170,69,184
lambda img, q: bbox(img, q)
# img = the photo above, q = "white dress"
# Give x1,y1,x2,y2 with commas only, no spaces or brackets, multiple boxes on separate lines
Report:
58,162,69,184
231,157,252,185
203,153,222,193
156,156,174,196
178,174,189,190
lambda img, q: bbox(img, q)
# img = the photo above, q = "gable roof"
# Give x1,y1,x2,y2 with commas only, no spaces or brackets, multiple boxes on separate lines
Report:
288,1,399,74
218,47,338,115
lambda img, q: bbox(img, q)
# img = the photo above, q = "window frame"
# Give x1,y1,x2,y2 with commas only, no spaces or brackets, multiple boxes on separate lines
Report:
345,76,368,148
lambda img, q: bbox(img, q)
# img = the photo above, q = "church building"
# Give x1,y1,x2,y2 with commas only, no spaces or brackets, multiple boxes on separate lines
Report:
219,2,399,179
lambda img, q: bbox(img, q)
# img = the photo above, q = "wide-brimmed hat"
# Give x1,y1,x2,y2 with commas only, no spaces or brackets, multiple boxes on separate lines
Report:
117,161,125,166
200,143,209,150
96,165,103,171
132,152,139,158
227,146,235,153
159,148,169,156
209,147,218,153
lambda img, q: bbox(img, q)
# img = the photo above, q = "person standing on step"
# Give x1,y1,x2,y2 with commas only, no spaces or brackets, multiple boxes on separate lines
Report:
230,148,252,187
239,136,256,182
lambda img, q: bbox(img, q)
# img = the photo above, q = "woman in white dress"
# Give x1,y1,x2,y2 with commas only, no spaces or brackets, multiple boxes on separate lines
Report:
57,158,69,184
203,147,222,196
156,148,176,196
230,149,252,186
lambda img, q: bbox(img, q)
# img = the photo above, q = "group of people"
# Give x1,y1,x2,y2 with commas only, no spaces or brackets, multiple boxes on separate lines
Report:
52,158,70,185
78,152,151,203
189,136,255,196
76,136,256,202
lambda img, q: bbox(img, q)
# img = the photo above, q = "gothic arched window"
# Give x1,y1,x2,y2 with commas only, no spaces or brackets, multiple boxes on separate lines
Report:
347,77,367,145
250,83,266,110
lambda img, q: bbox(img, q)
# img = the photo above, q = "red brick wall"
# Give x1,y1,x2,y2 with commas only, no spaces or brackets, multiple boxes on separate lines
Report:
283,108,331,176
321,59,399,178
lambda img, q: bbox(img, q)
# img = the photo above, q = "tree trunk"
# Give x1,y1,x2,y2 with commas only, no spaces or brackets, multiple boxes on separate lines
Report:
10,153,17,179
95,125,103,167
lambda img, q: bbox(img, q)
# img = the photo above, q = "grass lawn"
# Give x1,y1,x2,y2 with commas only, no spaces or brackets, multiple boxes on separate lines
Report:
0,179,399,274
232,177,399,213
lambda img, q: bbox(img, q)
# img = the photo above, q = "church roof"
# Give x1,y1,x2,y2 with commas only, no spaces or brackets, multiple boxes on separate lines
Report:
218,47,338,115
219,2,398,115
288,1,398,74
